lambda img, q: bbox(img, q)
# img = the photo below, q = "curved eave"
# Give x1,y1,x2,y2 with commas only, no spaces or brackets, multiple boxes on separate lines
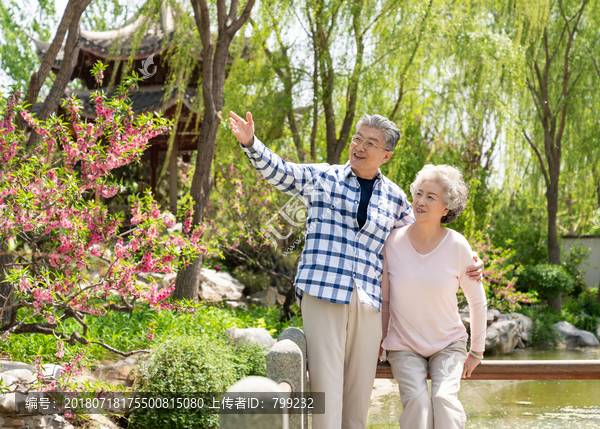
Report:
66,87,199,120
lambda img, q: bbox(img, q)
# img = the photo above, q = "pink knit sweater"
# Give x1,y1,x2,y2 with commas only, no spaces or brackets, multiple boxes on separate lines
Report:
381,227,487,357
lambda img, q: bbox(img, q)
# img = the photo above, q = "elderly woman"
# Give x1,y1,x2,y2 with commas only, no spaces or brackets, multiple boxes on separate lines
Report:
381,164,487,429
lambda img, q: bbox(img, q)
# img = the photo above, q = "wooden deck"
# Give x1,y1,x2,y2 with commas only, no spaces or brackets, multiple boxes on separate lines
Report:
376,359,600,380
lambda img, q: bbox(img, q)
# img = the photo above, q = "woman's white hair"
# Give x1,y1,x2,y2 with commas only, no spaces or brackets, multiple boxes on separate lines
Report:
409,164,469,224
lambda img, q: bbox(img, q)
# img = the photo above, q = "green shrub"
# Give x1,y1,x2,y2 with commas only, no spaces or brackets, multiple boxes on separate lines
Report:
129,334,267,429
230,341,268,380
0,300,299,368
516,264,575,301
561,244,592,297
463,233,536,313
487,196,549,267
232,266,273,295
574,313,600,333
578,290,600,318
562,290,600,333
525,310,563,348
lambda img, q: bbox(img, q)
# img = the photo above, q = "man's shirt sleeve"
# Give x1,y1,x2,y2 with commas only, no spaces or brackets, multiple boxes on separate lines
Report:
393,194,415,229
241,137,318,197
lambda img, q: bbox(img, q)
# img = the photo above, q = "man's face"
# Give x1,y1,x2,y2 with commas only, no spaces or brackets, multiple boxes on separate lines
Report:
349,125,393,178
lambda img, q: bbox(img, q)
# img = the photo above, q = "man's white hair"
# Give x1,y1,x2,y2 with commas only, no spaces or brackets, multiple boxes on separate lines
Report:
355,114,400,150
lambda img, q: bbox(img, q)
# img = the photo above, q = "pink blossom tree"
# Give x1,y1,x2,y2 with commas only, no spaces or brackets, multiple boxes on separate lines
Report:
0,62,205,391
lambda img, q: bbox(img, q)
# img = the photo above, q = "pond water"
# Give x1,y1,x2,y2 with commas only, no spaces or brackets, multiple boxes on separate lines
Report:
367,348,600,428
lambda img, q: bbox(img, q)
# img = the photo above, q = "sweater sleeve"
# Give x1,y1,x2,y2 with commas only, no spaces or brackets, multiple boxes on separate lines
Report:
458,237,487,353
381,250,390,343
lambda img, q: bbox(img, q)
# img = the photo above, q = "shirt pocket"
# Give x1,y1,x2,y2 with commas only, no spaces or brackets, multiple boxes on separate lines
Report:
307,189,335,227
377,207,394,232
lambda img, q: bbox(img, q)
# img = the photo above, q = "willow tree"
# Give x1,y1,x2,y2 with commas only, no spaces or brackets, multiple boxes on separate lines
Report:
519,0,599,310
173,0,256,300
301,0,405,164
10,0,93,146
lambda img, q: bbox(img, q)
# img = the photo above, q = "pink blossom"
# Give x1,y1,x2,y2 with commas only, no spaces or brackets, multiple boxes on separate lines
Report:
163,213,176,227
115,240,129,259
56,341,65,359
139,252,155,272
18,278,32,293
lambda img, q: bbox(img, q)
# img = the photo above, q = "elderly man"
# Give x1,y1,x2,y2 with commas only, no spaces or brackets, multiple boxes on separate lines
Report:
229,111,483,429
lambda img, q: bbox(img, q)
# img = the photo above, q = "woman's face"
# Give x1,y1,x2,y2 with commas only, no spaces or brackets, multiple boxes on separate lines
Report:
412,180,449,222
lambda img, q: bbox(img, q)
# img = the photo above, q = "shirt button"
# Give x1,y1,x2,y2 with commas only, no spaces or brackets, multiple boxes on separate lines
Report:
330,204,335,209
354,200,358,204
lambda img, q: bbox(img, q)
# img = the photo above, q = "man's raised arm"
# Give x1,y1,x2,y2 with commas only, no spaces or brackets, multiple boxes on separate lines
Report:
229,111,255,147
229,110,319,197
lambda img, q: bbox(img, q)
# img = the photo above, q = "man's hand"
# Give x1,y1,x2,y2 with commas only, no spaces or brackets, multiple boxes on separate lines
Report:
229,111,255,146
466,254,484,282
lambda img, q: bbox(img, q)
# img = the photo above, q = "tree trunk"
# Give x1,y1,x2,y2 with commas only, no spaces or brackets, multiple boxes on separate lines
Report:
0,251,14,328
313,0,364,165
310,49,319,163
523,2,589,312
547,178,561,311
27,5,89,148
173,115,220,300
18,0,90,131
174,0,255,301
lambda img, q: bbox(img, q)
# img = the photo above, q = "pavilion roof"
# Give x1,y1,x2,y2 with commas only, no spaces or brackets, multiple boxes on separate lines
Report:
33,85,198,119
33,2,177,64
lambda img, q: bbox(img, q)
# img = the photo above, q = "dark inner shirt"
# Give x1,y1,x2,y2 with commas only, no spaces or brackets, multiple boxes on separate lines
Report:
356,176,377,229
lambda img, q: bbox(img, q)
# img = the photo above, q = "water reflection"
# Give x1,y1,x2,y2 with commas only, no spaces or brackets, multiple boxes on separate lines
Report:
368,348,600,428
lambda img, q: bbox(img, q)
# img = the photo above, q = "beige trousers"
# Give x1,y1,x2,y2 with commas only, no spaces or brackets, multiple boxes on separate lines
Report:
386,341,468,429
301,286,382,429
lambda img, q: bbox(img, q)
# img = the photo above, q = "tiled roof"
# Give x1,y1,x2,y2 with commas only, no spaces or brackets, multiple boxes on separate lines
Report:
33,86,198,117
33,2,177,62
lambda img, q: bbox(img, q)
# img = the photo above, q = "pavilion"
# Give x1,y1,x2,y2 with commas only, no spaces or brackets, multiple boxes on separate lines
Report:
32,2,202,215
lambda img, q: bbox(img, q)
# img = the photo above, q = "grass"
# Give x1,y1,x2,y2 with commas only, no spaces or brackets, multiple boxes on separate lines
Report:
0,302,302,369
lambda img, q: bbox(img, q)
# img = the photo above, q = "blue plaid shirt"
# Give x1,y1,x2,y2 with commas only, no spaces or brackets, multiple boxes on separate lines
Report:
241,138,415,311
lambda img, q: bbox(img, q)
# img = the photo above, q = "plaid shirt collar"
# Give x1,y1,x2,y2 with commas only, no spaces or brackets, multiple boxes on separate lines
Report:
342,162,384,181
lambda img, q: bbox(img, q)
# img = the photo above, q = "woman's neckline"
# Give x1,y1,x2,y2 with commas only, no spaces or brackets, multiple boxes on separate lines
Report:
404,227,450,257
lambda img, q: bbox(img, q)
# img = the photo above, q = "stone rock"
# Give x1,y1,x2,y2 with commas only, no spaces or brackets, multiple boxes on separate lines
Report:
52,414,75,429
511,313,533,343
0,369,37,417
93,358,137,387
225,327,276,349
225,300,248,310
0,361,35,373
485,327,498,350
250,287,285,306
220,376,288,429
85,413,123,429
167,222,183,234
0,414,75,429
199,268,245,302
485,320,519,354
486,309,501,326
137,272,177,290
159,273,177,289
497,313,511,322
554,321,600,348
42,363,64,379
